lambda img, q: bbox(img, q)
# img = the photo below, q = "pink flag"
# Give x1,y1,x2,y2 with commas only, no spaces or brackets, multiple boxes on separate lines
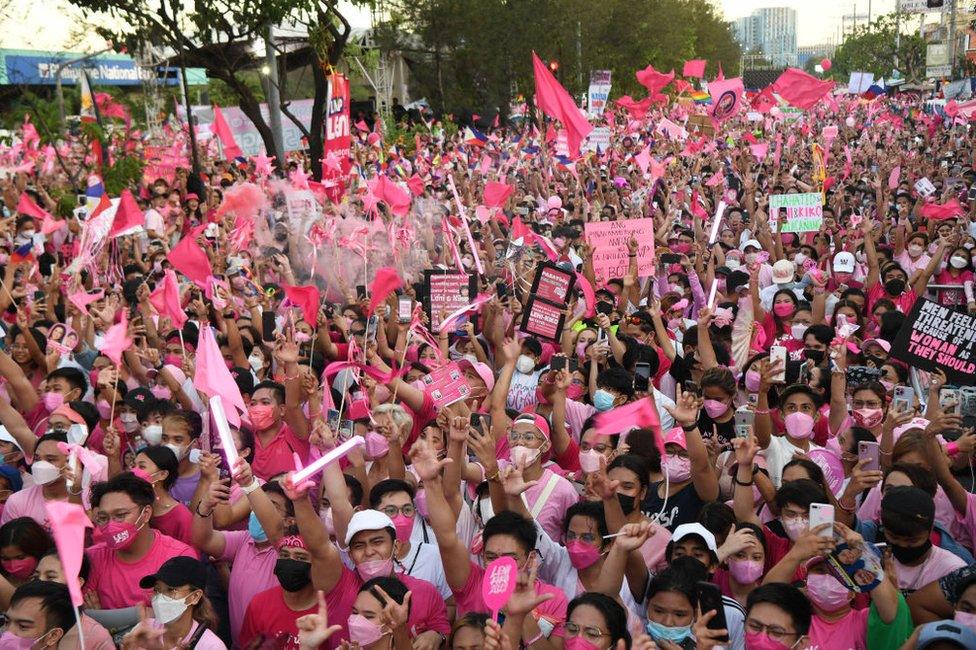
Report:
16,192,51,221
194,326,247,427
919,198,965,220
636,64,674,94
634,148,651,174
708,77,744,122
69,288,103,316
44,501,91,607
594,398,663,455
683,59,706,78
750,143,769,159
149,270,188,328
532,52,593,158
649,157,666,184
406,174,425,197
771,68,834,110
108,189,143,238
705,171,724,186
282,284,321,327
211,104,243,160
888,166,901,190
370,176,412,216
483,181,514,208
168,234,213,288
616,95,654,119
97,310,133,366
367,268,403,316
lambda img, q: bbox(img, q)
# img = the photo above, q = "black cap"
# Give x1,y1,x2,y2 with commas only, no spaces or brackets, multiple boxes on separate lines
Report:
123,387,156,411
881,486,935,528
139,556,207,590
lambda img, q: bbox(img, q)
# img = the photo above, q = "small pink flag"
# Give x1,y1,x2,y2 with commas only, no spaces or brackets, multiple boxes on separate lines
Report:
108,189,143,238
705,171,724,187
636,64,674,94
211,104,243,160
683,59,706,78
97,310,133,366
483,181,514,208
750,143,769,159
595,398,663,455
366,268,402,317
634,148,651,174
44,501,91,607
69,288,103,316
888,166,901,190
149,270,187,328
168,234,213,288
282,284,321,327
194,326,247,427
16,192,51,221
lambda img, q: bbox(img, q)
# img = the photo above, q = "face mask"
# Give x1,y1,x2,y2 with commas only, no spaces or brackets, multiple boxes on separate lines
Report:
475,497,495,525
322,507,336,537
884,278,906,296
726,258,742,272
667,317,683,330
592,389,615,412
784,412,815,440
248,404,277,430
745,370,762,393
781,516,808,541
729,558,764,584
248,511,268,542
578,449,604,474
152,592,192,624
661,454,692,483
880,380,895,393
670,283,685,294
907,244,924,257
164,353,182,367
365,431,390,459
274,558,312,591
66,424,88,446
142,424,163,445
102,511,147,551
566,384,585,400
347,614,386,646
414,488,429,519
852,408,884,429
954,610,976,633
510,445,540,468
745,631,793,650
248,353,264,373
96,399,112,419
41,391,64,412
120,412,139,433
575,342,588,359
1,556,37,580
773,303,795,318
564,637,601,650
566,540,602,569
516,355,536,374
951,255,969,269
889,539,931,564
391,513,414,541
803,348,825,364
791,323,807,340
703,398,728,418
617,493,637,515
31,460,61,486
356,555,394,582
462,353,478,364
806,573,851,612
645,620,692,644
0,631,46,649
165,443,187,462
834,271,852,284
793,253,807,266
745,252,758,265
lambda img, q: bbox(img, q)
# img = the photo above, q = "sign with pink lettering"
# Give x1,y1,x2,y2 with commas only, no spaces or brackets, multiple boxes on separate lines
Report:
481,556,518,621
530,263,575,305
890,298,976,383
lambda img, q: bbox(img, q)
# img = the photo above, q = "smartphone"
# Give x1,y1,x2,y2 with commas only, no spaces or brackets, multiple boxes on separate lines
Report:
470,412,491,431
683,380,702,397
326,408,340,430
356,284,367,300
76,194,88,207
960,386,976,417
940,387,962,415
893,385,914,414
769,346,787,383
634,362,652,382
339,419,354,440
968,186,976,202
734,408,755,438
595,301,613,316
859,441,880,472
262,311,276,342
366,315,379,343
661,253,682,264
397,295,412,324
496,280,508,299
551,356,568,372
809,503,835,539
695,582,729,643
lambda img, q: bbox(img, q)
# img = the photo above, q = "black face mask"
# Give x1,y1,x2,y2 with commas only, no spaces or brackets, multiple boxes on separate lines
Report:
274,558,312,592
888,539,932,565
617,493,637,515
884,278,906,296
803,348,825,364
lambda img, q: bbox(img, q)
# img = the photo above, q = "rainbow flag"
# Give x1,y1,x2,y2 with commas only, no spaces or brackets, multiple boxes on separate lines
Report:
691,90,711,104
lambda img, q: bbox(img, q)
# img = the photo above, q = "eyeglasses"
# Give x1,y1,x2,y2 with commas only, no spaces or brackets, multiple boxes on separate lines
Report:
745,619,797,642
508,431,543,444
380,504,416,518
564,622,609,642
564,531,599,544
93,507,140,527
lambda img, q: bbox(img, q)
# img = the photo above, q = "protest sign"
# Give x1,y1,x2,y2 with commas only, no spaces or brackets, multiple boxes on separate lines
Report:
587,70,612,117
520,295,566,341
424,271,477,333
768,193,823,233
143,145,188,185
530,263,575,304
482,557,518,621
848,72,874,94
324,73,351,162
584,218,655,281
582,127,611,154
914,177,936,197
421,362,472,409
284,189,318,221
890,298,976,383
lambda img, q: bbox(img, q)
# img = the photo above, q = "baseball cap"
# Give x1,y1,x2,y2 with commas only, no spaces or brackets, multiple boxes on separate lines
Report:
671,523,718,553
862,338,891,355
772,259,795,284
139,556,207,590
513,413,551,440
881,486,935,529
345,509,396,546
916,620,976,649
740,239,762,252
123,387,156,411
663,427,687,450
0,463,23,492
0,426,24,453
457,359,495,393
833,251,856,274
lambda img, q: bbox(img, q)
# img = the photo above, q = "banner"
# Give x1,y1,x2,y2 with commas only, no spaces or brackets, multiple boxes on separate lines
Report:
521,296,567,341
768,193,823,233
324,73,351,162
890,298,976,383
902,0,946,12
424,271,476,333
848,72,874,94
184,101,315,158
143,145,189,185
587,70,612,117
584,218,655,281
582,127,611,154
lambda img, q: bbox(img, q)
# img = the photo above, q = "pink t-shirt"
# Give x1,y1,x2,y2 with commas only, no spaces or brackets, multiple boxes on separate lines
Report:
454,562,568,632
894,545,967,593
251,422,311,481
513,467,579,542
218,530,279,642
151,503,194,546
895,250,931,278
0,485,61,528
86,531,197,609
809,606,869,650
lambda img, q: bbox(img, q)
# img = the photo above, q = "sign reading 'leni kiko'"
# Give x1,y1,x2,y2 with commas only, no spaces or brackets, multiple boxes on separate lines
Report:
890,298,976,383
768,193,824,233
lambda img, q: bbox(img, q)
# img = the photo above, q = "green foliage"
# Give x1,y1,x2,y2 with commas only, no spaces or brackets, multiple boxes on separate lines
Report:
831,13,924,82
102,153,146,195
208,76,266,106
2,90,62,136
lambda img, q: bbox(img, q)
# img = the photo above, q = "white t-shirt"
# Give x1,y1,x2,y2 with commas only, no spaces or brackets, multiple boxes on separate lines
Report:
763,436,822,488
507,369,543,411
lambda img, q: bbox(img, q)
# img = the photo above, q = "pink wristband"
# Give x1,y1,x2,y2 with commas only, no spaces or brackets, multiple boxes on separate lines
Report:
947,442,960,457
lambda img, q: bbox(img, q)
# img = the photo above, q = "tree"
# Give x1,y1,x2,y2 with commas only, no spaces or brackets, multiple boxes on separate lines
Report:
67,0,359,180
831,12,924,82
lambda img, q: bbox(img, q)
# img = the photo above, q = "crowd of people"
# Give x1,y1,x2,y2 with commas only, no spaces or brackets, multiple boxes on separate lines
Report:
0,77,972,650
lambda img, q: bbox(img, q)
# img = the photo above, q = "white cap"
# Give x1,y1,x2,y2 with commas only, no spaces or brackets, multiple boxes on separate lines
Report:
345,509,396,546
740,239,762,252
833,251,856,274
772,259,795,284
0,426,23,453
671,523,718,553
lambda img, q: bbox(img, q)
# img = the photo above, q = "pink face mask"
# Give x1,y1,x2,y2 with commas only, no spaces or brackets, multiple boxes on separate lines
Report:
566,540,602,569
347,614,385,646
1,557,37,580
391,513,414,542
578,449,604,474
365,431,390,459
96,399,112,419
781,516,808,541
745,370,762,393
703,398,729,418
41,391,64,413
806,572,851,612
745,630,793,650
728,558,764,584
773,303,795,318
784,412,815,440
566,384,586,400
852,408,884,429
661,454,692,483
564,637,601,650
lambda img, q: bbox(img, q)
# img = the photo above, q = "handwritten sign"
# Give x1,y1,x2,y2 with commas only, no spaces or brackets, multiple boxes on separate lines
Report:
582,127,611,154
584,217,655,281
521,296,566,341
531,263,575,305
481,557,518,621
425,271,476,333
890,298,976,383
914,177,936,198
768,193,823,233
421,362,472,409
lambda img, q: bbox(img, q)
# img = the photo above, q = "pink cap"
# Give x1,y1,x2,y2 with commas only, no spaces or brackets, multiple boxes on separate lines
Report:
663,427,687,450
457,359,495,392
862,338,891,354
513,413,551,440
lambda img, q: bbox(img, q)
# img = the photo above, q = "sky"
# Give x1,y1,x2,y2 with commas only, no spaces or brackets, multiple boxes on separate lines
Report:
719,0,901,46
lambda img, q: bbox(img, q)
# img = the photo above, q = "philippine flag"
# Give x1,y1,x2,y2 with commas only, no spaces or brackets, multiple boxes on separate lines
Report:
85,174,105,198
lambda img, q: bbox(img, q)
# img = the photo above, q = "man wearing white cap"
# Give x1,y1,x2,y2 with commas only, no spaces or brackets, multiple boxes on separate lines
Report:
759,259,805,311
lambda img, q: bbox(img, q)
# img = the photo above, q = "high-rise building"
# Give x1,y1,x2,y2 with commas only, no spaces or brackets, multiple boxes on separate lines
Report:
734,7,798,67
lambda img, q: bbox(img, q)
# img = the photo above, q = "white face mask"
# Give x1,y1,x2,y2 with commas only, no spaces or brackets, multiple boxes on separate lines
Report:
908,244,924,257
165,443,187,461
248,353,263,373
516,354,536,374
794,252,807,266
151,592,192,624
142,424,163,445
950,255,969,269
791,323,808,340
31,460,61,485
119,412,139,433
510,445,540,467
744,252,758,264
726,258,741,271
66,424,88,446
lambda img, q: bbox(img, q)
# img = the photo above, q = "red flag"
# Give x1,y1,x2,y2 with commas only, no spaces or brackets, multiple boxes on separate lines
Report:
636,64,674,94
751,86,778,114
366,268,403,317
708,77,744,122
483,181,514,209
595,398,663,455
211,104,243,160
406,174,425,197
919,198,965,220
149,270,188,329
683,59,706,78
282,284,321,327
371,176,412,216
532,52,593,158
772,68,834,110
168,235,213,288
108,189,143,238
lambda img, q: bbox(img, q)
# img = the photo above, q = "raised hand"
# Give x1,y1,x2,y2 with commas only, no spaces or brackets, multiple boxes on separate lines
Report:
663,390,701,428
408,439,452,482
296,591,343,650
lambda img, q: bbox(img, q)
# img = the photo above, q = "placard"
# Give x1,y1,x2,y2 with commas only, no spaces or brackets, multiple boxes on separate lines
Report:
583,217,655,281
582,127,611,154
890,298,976,384
914,177,936,197
421,362,472,409
424,271,477,333
587,70,612,117
530,263,575,305
768,193,823,233
520,296,566,341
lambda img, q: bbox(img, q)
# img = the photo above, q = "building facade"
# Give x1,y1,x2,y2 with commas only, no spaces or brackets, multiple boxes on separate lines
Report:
734,7,798,68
